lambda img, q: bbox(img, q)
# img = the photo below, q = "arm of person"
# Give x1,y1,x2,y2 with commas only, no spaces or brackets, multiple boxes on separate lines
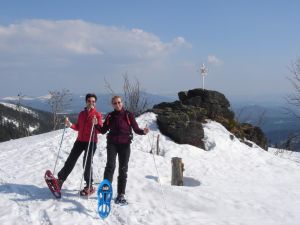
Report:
96,113,110,134
69,112,82,131
94,112,103,134
129,113,149,135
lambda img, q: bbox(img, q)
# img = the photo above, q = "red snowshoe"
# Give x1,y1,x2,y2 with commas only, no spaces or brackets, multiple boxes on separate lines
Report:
44,170,61,199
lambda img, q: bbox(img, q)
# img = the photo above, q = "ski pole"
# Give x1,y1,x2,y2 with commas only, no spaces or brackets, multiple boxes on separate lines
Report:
88,131,96,195
53,120,67,175
151,147,167,209
147,130,167,209
79,122,95,196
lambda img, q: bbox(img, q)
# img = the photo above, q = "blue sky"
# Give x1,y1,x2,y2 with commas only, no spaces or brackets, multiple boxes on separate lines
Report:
0,0,300,103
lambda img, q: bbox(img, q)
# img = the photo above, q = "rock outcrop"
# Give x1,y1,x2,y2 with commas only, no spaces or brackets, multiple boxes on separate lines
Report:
152,89,268,150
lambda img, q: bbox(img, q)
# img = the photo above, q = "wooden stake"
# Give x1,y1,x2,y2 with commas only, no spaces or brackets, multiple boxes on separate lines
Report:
171,157,184,186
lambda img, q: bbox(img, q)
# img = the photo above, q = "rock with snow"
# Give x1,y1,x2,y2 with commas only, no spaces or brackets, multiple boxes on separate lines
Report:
153,89,268,150
153,101,205,149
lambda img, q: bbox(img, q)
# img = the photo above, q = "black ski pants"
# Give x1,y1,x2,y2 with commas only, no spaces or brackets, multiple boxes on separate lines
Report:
58,140,97,186
103,143,131,195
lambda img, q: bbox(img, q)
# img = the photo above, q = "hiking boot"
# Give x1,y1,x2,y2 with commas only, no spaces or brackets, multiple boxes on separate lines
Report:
115,194,127,204
80,185,96,196
57,178,64,190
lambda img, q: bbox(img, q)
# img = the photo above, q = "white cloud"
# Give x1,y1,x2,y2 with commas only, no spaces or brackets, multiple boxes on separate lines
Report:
63,41,103,55
0,19,190,63
0,19,193,95
207,55,223,66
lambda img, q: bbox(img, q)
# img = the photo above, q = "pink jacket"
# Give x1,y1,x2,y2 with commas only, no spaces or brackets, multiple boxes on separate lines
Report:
71,107,103,143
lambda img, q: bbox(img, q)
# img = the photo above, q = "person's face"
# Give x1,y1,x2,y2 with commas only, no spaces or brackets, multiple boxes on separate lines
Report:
112,97,123,111
86,97,96,109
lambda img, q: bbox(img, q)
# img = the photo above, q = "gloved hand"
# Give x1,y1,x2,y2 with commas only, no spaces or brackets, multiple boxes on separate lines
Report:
65,117,72,128
92,116,98,125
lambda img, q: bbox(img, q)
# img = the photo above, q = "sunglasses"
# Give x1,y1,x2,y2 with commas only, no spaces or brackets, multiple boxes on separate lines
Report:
113,101,122,105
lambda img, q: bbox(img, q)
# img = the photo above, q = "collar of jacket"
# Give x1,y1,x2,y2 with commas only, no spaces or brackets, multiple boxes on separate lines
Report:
113,107,125,114
84,107,97,113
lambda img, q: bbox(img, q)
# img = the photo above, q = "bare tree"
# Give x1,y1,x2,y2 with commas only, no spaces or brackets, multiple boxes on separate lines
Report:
286,59,300,118
104,77,116,95
48,89,72,130
282,59,300,151
122,74,148,116
16,92,29,136
104,74,149,116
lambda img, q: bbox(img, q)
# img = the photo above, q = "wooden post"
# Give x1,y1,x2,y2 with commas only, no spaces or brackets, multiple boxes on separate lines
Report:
171,157,184,186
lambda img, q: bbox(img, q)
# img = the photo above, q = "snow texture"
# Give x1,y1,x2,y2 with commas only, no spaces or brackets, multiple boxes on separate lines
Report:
0,112,300,225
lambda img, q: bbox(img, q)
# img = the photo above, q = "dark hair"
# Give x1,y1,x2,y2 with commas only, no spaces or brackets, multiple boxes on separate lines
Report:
85,93,97,102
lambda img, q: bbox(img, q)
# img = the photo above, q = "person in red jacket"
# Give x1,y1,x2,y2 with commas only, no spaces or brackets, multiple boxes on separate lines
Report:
99,95,149,204
57,93,103,196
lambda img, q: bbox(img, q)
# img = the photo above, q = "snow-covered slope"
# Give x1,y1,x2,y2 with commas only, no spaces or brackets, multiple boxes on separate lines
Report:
0,113,300,225
0,102,38,117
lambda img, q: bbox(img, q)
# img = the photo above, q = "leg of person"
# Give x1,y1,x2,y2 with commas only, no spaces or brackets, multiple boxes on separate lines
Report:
83,141,97,187
103,143,118,183
116,144,131,204
57,141,85,188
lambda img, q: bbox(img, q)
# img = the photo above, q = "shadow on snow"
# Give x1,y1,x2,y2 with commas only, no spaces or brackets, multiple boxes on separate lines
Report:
145,175,201,187
0,182,97,217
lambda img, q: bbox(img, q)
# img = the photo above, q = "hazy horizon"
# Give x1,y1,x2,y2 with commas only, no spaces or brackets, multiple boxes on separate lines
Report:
0,89,289,107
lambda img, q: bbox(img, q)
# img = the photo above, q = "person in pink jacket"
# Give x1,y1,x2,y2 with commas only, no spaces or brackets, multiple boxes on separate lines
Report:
57,93,103,196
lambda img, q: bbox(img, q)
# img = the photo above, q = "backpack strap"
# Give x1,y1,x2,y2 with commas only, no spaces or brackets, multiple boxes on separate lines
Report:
125,110,131,126
125,110,133,141
105,113,112,126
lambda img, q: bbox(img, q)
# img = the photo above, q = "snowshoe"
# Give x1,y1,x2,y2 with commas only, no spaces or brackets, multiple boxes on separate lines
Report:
97,179,112,219
44,170,61,199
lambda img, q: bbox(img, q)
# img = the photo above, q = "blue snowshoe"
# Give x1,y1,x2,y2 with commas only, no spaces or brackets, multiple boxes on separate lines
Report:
97,179,112,219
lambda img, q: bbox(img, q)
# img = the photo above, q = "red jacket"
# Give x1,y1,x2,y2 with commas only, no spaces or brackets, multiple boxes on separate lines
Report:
71,107,103,143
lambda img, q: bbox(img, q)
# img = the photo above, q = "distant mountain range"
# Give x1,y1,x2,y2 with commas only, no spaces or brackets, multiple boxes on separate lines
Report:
1,92,299,150
231,103,300,149
0,92,176,114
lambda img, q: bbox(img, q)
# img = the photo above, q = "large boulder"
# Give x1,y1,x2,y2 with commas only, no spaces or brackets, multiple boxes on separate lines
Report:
152,88,268,150
153,88,234,149
153,101,206,149
178,89,234,120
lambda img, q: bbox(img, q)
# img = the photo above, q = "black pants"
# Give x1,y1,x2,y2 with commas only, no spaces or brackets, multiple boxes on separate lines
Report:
104,143,131,195
58,140,97,186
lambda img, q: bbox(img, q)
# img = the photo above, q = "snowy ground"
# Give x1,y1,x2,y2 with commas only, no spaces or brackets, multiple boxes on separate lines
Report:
0,112,300,225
